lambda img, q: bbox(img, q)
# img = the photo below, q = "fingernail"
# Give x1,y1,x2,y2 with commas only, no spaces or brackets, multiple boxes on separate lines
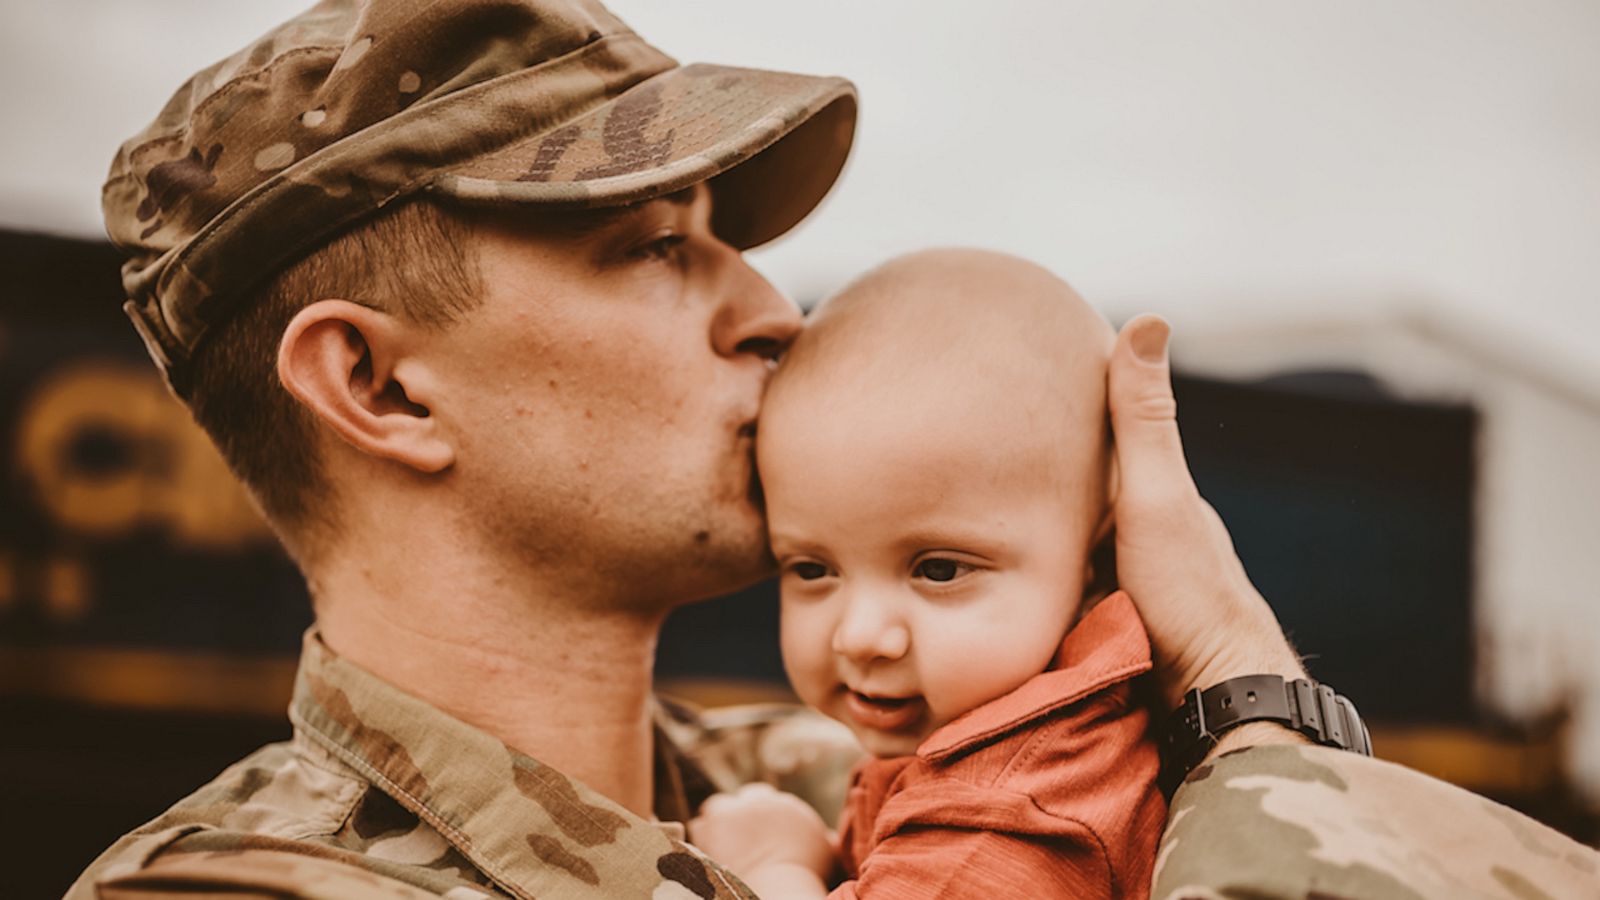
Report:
1131,318,1170,364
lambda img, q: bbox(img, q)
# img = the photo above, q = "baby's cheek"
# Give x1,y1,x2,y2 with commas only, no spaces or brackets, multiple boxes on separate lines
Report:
927,651,1008,713
778,602,833,702
926,626,1053,716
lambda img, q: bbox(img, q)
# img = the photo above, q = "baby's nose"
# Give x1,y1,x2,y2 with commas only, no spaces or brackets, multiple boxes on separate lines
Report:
832,599,910,662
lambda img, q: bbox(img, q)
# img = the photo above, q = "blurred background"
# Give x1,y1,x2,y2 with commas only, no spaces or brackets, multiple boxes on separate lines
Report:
3,0,1599,893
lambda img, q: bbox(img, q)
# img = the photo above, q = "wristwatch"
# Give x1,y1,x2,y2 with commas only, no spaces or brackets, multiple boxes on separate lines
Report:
1159,675,1372,795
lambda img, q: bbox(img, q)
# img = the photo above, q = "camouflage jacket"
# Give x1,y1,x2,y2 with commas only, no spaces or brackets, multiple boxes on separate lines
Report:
68,631,1599,899
1154,743,1599,899
65,631,863,900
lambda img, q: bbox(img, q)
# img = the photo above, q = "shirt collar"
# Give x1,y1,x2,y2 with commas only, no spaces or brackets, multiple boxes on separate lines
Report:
288,630,740,900
915,590,1153,762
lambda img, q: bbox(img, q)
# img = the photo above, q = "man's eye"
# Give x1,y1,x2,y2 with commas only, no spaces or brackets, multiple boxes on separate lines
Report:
631,233,686,262
912,558,970,583
790,561,830,581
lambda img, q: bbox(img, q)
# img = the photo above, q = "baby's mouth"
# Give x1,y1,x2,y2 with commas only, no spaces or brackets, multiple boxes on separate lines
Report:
845,690,926,732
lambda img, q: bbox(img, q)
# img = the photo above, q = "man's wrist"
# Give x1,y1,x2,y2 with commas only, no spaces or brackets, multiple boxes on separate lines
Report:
1163,672,1372,796
1203,720,1312,763
1178,639,1306,709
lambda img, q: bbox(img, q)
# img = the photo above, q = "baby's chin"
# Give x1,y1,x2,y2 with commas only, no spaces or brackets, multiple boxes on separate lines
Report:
840,705,958,759
852,726,928,759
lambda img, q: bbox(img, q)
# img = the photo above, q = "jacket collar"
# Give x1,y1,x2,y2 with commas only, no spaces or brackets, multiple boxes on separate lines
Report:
916,591,1153,763
289,630,744,900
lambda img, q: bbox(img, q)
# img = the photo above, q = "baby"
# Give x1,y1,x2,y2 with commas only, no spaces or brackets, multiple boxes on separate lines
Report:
691,249,1166,899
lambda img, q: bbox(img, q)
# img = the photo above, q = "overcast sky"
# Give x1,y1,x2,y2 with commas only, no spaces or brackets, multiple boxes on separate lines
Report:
5,1,1600,375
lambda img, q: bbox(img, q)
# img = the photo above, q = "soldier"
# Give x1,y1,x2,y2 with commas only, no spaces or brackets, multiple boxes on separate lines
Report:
70,0,1600,897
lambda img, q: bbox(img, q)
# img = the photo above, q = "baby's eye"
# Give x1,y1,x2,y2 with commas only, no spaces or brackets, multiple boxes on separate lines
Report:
789,561,831,581
912,558,972,583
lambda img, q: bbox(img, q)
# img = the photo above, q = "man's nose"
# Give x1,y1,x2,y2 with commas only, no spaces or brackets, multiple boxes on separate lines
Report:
831,593,911,663
708,245,803,360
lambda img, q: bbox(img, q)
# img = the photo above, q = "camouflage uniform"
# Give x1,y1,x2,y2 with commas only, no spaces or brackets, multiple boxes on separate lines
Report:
66,630,866,899
1157,745,1600,898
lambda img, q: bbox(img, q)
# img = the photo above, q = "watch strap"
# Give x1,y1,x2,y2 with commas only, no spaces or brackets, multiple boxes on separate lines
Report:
1160,675,1372,795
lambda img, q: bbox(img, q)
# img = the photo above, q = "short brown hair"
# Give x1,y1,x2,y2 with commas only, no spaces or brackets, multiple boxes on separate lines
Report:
186,199,483,534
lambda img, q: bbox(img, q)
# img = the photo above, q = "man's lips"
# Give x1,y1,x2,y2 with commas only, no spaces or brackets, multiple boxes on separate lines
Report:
844,690,926,732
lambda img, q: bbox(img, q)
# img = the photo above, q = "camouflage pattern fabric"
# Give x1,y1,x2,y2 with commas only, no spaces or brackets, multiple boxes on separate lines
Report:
669,703,863,830
102,0,856,396
1156,743,1600,899
66,630,859,900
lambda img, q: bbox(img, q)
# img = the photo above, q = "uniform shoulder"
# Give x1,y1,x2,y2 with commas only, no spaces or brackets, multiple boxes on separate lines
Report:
65,738,372,898
75,847,455,899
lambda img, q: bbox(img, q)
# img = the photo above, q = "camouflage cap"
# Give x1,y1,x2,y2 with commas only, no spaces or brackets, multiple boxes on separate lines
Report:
103,0,857,396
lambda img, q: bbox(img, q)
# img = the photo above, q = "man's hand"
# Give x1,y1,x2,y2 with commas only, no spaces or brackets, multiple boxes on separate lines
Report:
1107,315,1307,712
689,783,836,899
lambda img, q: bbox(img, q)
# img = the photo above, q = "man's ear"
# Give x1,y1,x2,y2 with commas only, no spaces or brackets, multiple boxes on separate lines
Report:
278,299,454,474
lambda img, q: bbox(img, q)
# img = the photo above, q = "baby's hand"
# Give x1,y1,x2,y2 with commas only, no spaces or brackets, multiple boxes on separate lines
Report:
689,783,836,898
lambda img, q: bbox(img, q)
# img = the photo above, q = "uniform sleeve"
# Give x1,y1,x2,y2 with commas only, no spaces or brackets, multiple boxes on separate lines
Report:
1154,744,1600,899
684,702,864,824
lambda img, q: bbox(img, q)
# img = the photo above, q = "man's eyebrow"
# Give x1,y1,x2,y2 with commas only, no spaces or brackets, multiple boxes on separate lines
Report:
514,185,701,239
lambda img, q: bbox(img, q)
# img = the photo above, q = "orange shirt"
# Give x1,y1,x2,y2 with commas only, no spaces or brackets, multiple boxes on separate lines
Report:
832,592,1166,899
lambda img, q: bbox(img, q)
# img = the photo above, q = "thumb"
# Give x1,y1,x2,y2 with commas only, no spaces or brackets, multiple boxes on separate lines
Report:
1107,315,1194,503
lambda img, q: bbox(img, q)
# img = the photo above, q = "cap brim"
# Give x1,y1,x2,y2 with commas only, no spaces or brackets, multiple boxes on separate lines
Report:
431,63,857,250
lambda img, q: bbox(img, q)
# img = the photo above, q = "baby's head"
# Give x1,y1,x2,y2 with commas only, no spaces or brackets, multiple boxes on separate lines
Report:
759,248,1115,757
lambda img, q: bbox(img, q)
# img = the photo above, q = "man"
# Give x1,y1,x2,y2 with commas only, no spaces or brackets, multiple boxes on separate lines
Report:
70,0,1600,897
